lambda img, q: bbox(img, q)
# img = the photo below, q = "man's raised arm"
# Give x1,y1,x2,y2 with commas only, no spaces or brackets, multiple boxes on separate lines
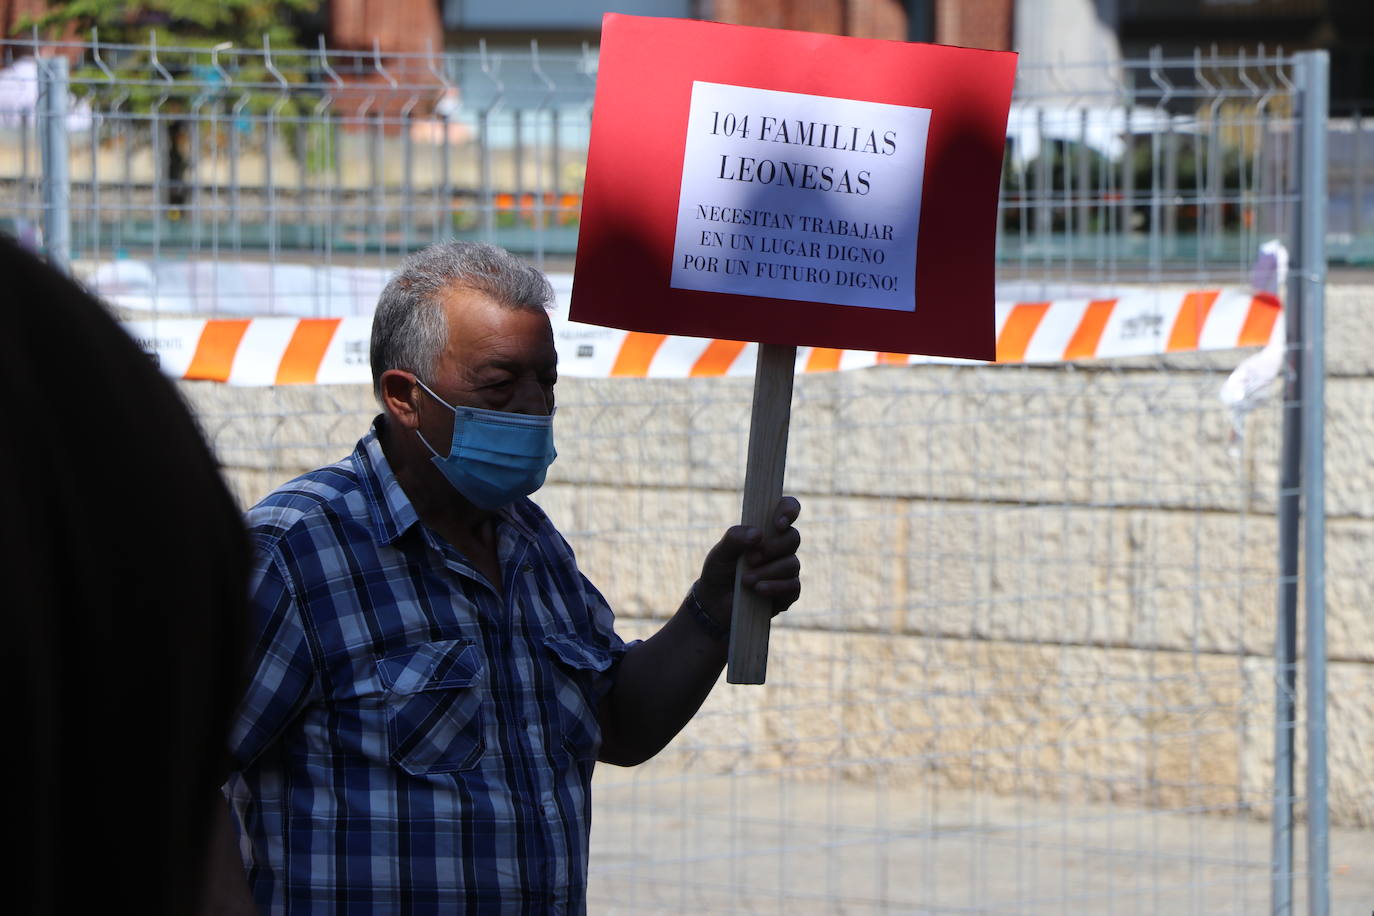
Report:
596,497,801,766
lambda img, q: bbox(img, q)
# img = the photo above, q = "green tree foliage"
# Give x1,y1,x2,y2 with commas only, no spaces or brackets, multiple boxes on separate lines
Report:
21,0,324,115
22,0,326,204
26,0,319,49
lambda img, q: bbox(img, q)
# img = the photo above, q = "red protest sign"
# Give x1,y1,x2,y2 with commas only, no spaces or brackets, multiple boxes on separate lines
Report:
570,14,1017,360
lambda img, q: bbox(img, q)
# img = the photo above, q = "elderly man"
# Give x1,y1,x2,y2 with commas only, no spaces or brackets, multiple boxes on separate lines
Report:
220,242,801,912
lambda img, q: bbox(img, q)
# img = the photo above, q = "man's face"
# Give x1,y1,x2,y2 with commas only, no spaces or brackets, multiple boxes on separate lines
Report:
425,285,558,420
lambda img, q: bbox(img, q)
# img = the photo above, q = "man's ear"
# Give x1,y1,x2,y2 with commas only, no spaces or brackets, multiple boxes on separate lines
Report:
379,370,422,430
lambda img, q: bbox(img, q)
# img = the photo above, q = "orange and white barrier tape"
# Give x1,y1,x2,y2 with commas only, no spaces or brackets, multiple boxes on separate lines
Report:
125,317,376,386
122,288,1280,385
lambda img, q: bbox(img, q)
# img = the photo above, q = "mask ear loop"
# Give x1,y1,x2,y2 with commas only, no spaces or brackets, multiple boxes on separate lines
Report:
411,375,456,459
412,376,454,410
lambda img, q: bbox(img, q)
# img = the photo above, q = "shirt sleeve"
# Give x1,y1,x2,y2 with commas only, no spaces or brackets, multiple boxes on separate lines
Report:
227,550,317,771
578,570,641,695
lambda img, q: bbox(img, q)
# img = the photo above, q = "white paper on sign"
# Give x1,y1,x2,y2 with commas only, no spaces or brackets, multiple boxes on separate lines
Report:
670,81,931,313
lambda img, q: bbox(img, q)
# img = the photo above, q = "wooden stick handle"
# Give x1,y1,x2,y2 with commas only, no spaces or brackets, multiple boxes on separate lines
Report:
727,343,796,685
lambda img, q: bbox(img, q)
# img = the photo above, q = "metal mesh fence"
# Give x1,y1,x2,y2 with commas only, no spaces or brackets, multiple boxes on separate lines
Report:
0,38,1365,283
4,37,1366,914
0,36,597,277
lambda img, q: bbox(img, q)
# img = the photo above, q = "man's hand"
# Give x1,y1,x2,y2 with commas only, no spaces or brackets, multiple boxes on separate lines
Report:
596,497,801,766
694,496,802,629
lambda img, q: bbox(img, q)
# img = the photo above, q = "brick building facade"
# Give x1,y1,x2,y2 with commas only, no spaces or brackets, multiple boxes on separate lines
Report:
0,1,1013,57
329,0,1014,52
708,0,911,42
709,0,1013,49
931,0,1014,50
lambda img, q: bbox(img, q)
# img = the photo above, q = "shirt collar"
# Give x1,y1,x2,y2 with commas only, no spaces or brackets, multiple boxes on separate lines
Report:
354,417,423,546
354,416,545,549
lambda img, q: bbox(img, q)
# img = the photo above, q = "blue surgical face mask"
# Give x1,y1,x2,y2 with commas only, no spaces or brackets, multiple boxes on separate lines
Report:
413,378,557,510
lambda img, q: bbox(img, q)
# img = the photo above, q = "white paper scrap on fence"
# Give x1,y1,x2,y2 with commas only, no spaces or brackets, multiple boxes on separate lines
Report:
120,287,1281,385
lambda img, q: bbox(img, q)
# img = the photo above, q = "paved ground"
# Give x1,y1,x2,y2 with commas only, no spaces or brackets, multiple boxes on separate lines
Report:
588,770,1374,914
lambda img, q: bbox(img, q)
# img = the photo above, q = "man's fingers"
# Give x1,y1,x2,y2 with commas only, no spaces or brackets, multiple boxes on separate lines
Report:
748,564,801,615
739,554,800,587
762,523,801,559
711,525,761,564
704,523,751,550
751,500,800,613
774,496,801,528
711,498,799,563
758,577,801,603
697,525,762,596
744,523,800,567
697,497,802,610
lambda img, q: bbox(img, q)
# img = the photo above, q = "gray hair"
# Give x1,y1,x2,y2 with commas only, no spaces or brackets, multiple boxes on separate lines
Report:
369,241,554,400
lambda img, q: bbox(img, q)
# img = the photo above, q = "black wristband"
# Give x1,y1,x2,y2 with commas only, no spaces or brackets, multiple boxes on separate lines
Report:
686,583,730,643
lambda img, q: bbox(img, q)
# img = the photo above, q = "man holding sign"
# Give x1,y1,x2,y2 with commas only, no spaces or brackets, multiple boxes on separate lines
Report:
218,241,801,912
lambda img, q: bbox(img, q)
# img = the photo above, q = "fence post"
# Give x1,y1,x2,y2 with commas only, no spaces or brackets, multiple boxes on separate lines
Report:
1354,111,1364,239
1271,154,1300,916
38,54,71,273
1296,48,1329,916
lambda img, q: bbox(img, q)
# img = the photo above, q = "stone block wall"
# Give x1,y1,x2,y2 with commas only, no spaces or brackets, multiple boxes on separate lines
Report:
184,282,1374,828
708,0,911,42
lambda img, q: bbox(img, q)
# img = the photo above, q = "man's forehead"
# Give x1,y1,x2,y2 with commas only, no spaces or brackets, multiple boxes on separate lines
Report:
441,284,547,323
439,287,556,368
469,347,558,371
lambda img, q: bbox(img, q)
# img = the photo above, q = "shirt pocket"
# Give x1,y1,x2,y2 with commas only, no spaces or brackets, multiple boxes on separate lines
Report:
377,639,486,776
541,634,614,763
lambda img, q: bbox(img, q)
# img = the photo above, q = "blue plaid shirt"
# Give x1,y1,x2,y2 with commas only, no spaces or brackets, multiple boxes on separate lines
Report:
225,423,629,914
